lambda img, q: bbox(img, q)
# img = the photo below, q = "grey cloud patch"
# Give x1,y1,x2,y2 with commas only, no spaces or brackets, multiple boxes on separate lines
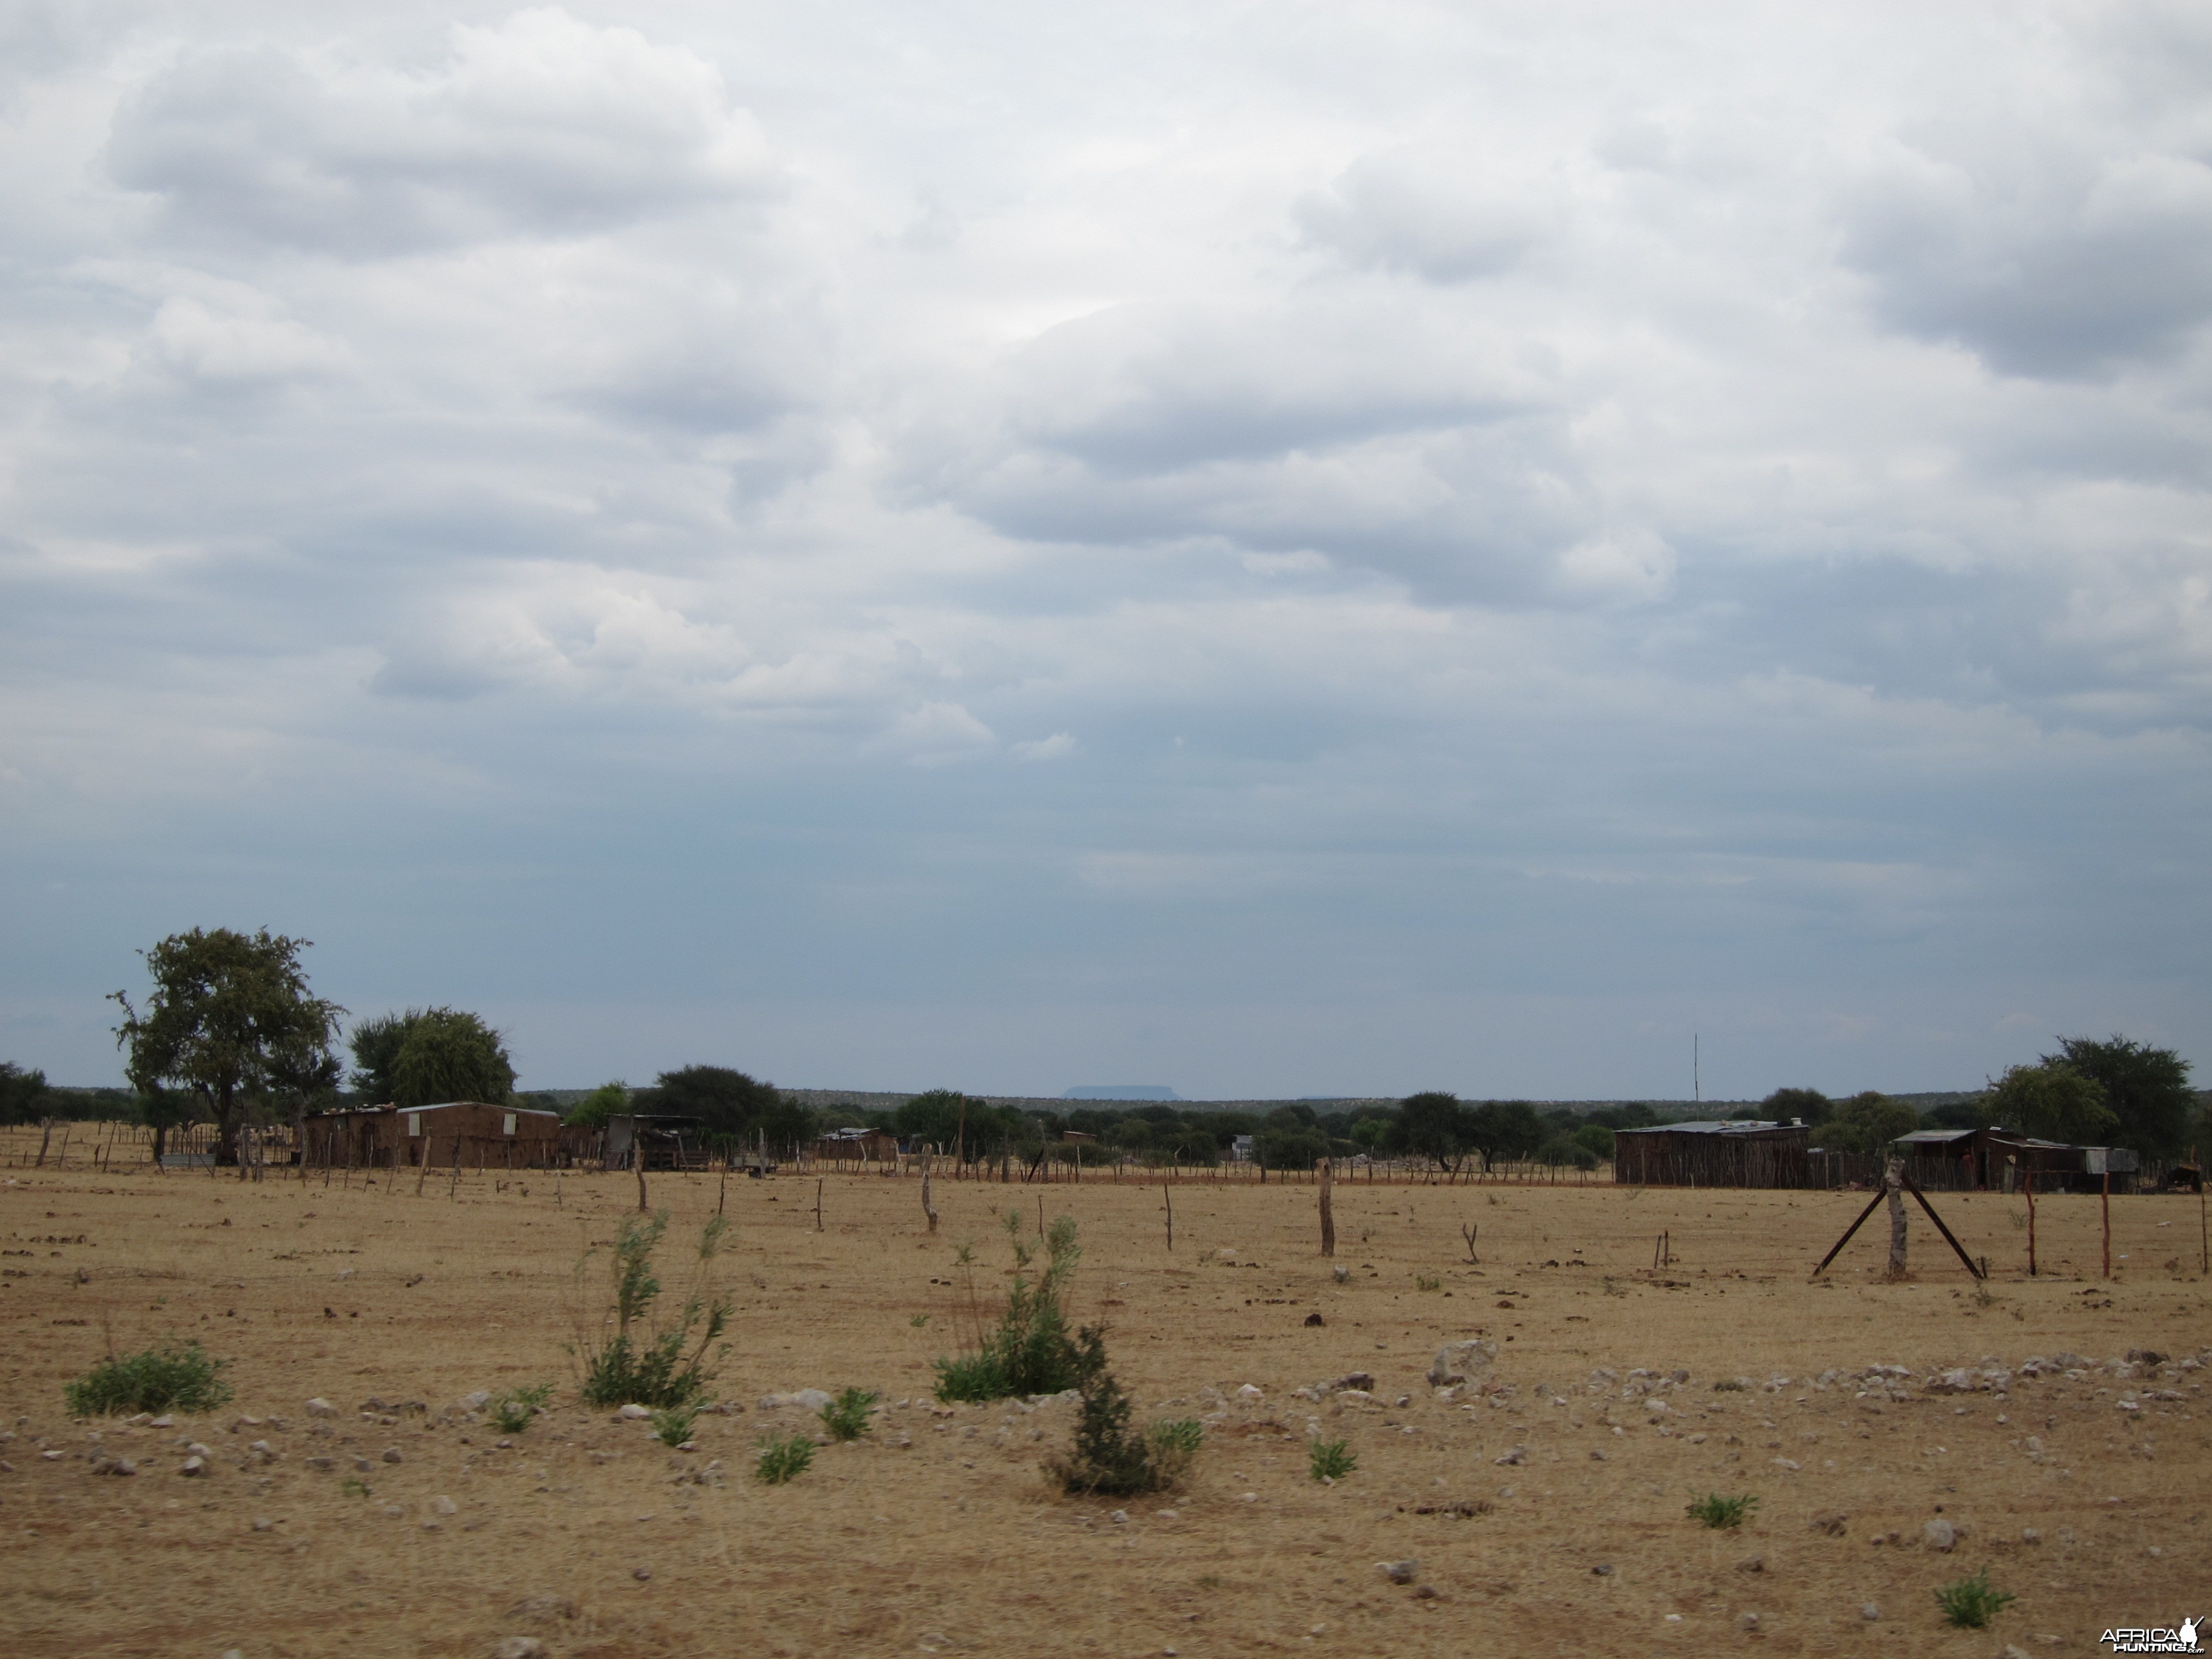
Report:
107,9,779,255
1842,141,2212,378
1296,153,1553,282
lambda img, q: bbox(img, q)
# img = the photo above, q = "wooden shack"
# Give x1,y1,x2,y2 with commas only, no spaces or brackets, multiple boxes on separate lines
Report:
1894,1127,2139,1193
303,1102,580,1170
603,1114,705,1171
1612,1119,1813,1188
809,1126,900,1164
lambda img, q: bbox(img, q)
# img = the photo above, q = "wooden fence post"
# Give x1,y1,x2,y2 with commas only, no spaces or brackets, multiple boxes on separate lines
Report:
1318,1158,1335,1258
1885,1157,1908,1280
921,1148,938,1233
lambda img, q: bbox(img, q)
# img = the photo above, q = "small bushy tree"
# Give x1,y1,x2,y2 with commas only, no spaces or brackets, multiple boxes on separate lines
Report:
564,1081,631,1130
936,1215,1097,1402
1813,1091,1921,1153
1984,1062,2116,1146
573,1212,731,1408
2045,1035,2193,1155
113,928,344,1166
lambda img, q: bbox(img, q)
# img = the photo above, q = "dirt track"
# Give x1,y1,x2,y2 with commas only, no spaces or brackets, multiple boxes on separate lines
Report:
2,1149,2205,1658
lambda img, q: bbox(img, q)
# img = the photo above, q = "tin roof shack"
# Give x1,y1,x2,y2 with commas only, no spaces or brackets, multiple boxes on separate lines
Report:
1892,1127,2140,1193
1612,1119,1813,1188
603,1114,705,1171
303,1102,580,1170
809,1125,900,1164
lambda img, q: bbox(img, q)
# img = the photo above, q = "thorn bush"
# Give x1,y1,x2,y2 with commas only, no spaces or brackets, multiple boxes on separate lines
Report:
934,1215,1099,1403
1935,1568,2016,1629
820,1387,879,1442
487,1382,553,1435
1686,1491,1758,1529
1308,1438,1356,1481
754,1432,814,1484
64,1339,232,1416
572,1211,731,1409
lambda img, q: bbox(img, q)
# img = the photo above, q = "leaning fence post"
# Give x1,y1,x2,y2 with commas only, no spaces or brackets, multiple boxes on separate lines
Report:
1318,1158,1335,1258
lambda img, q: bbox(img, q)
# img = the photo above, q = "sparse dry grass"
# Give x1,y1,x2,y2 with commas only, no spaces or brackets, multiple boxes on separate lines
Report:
1,1138,2206,1657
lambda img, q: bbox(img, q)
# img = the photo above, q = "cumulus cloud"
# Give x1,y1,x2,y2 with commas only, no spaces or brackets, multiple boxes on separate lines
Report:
107,8,779,254
2,2,2208,1093
1296,152,1557,282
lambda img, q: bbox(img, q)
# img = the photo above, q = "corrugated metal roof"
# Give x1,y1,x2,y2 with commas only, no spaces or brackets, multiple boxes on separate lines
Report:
1617,1119,1801,1136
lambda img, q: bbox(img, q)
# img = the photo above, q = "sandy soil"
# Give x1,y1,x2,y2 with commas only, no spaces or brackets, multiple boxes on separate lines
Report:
2,1142,2206,1658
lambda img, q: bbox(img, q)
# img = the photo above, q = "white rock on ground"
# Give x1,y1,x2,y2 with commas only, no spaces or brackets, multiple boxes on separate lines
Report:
1429,1340,1498,1389
1923,1519,1957,1551
304,1399,335,1418
618,1404,652,1420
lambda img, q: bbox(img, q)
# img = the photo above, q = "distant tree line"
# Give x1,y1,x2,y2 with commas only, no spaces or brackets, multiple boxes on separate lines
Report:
8,926,2206,1171
1761,1034,2202,1161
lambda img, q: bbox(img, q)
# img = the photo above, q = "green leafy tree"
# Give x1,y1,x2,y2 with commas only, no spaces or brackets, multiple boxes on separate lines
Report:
894,1088,970,1150
2044,1036,2194,1156
133,1085,197,1164
565,1081,630,1130
1571,1122,1615,1160
388,1008,515,1107
350,1007,515,1105
112,928,344,1166
640,1064,807,1151
1814,1091,1923,1154
0,1062,52,1127
347,1011,411,1102
1761,1087,1832,1125
1984,1062,2117,1145
1395,1091,1471,1173
1466,1100,1549,1169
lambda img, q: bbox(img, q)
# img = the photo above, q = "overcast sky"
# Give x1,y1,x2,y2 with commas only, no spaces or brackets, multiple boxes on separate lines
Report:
4,1,2208,1100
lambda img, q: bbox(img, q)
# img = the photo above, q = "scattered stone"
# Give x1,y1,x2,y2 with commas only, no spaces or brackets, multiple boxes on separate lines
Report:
304,1397,336,1418
180,1455,207,1478
433,1495,458,1515
2001,1647,2032,1659
1412,1585,1439,1600
304,1456,333,1471
756,1389,833,1412
1772,1457,1801,1471
147,1415,173,1429
1923,1518,1957,1552
1304,1312,1325,1327
1590,1450,1607,1461
1860,1603,1880,1622
381,1447,403,1464
1494,1447,1526,1466
1736,1556,1763,1574
2020,1528,2040,1544
1736,1612,1761,1632
252,1516,274,1531
461,1390,491,1411
1591,1564,1614,1577
1215,1249,1237,1264
631,1567,652,1582
506,1594,578,1624
495,1640,547,1659
618,1404,652,1420
1331,1264,1350,1284
1377,1559,1419,1585
1237,1384,1264,1403
1808,1512,1847,1537
1428,1340,1498,1390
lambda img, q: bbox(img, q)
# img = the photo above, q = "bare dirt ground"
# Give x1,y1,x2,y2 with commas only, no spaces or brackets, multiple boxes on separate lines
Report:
2,1143,2206,1659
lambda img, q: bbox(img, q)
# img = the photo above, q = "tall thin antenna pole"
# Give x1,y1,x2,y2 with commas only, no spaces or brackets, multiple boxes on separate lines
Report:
1694,1033,1700,1104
